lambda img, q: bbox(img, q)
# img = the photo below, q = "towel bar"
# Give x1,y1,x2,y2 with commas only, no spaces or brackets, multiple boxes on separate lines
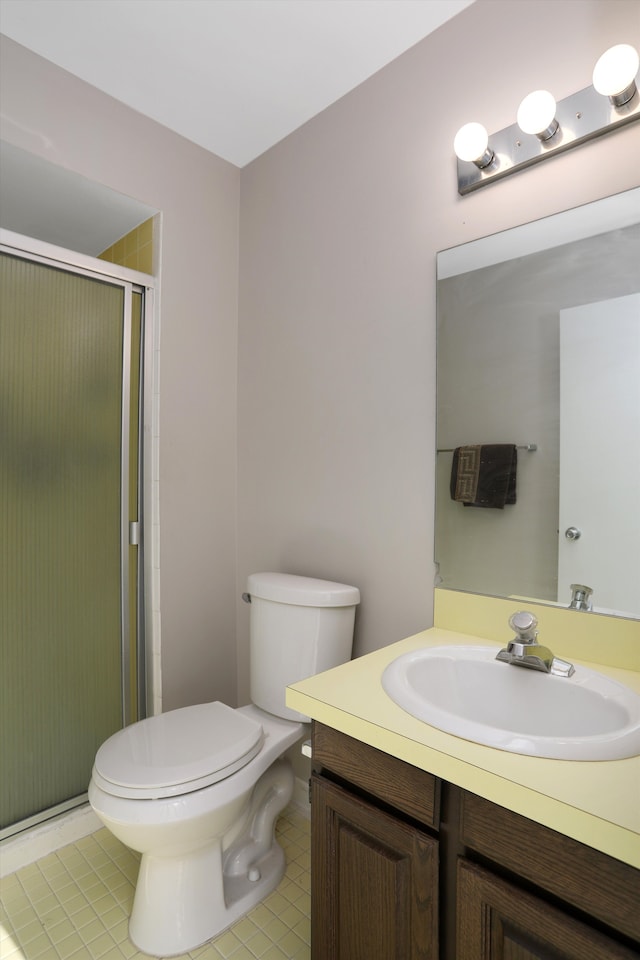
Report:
437,443,537,453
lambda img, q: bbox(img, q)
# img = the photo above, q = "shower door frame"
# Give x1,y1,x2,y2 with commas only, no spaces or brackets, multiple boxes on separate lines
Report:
0,227,158,836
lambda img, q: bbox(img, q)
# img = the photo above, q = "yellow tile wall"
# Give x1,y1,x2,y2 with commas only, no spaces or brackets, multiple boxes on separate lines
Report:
434,588,640,672
98,217,154,274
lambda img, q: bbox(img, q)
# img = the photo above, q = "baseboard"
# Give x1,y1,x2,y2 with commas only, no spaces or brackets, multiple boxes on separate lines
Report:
289,776,311,820
0,804,101,878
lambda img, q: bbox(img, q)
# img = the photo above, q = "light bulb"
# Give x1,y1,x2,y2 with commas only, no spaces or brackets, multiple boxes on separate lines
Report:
592,43,639,105
453,123,494,168
517,90,559,140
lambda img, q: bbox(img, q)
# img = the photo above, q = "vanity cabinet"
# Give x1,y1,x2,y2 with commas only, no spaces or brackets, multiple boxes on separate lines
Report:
311,723,640,960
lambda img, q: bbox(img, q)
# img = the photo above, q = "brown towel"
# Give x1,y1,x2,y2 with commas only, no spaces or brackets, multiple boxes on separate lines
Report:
450,444,517,508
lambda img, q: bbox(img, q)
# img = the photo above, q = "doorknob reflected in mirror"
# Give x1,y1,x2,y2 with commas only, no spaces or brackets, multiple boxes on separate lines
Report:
565,526,582,540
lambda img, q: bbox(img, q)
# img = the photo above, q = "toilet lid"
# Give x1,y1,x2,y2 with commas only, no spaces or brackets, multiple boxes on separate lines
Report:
92,702,264,799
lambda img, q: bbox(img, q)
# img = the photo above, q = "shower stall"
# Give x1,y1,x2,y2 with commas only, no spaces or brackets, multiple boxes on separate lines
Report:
0,233,153,839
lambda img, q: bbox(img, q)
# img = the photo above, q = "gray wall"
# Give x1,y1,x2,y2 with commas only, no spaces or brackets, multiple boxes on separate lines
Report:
236,0,640,700
2,0,639,714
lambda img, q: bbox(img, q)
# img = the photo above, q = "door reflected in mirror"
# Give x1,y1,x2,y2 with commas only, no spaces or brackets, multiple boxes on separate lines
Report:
435,188,640,619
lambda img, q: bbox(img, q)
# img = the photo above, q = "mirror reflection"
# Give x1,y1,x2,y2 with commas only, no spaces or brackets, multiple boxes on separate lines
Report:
435,188,640,619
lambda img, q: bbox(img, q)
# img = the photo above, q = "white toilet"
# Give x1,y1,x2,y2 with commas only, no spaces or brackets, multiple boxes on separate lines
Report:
88,572,359,957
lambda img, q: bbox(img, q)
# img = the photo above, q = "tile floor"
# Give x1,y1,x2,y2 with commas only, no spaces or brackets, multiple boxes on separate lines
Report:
0,809,310,960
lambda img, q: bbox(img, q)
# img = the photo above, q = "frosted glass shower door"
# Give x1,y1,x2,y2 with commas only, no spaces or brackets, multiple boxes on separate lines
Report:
0,251,137,832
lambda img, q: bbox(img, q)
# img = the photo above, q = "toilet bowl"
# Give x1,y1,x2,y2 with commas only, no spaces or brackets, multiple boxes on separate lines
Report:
88,572,359,956
89,704,303,956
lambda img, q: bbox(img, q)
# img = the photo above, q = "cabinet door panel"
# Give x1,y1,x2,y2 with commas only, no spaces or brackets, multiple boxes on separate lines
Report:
311,774,438,960
457,859,638,960
461,790,640,942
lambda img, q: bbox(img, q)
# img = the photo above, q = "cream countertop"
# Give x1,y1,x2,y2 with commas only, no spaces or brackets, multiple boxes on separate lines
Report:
286,626,640,869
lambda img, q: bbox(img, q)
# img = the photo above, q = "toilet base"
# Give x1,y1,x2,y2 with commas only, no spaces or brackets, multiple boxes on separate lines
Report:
127,759,295,957
129,840,288,957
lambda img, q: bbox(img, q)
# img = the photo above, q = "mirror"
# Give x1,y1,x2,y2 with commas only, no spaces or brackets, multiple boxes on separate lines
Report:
435,188,640,619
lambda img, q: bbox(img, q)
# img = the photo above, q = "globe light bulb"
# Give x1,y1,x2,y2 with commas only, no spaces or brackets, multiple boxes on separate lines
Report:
592,44,639,105
517,90,559,140
453,123,493,168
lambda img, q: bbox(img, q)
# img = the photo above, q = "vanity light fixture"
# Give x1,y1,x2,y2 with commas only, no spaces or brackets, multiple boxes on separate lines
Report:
592,43,639,106
453,122,494,169
454,43,640,195
516,90,559,141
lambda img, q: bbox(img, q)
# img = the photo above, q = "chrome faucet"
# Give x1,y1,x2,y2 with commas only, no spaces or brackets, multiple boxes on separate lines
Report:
569,583,593,611
496,611,575,677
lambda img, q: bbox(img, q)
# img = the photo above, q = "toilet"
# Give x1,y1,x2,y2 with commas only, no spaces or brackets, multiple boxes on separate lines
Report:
88,572,359,957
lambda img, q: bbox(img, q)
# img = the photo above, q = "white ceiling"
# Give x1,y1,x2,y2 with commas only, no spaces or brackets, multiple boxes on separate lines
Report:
0,0,474,168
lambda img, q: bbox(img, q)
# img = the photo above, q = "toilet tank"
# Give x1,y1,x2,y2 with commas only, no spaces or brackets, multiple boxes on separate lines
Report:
247,572,360,722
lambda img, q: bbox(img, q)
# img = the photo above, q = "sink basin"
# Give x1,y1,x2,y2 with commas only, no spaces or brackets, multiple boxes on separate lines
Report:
381,645,640,760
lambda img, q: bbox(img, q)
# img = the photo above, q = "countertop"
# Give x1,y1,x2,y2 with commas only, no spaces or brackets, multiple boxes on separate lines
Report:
286,626,640,869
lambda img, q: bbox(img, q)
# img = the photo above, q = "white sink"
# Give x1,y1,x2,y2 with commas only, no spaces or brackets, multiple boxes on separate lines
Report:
381,645,640,760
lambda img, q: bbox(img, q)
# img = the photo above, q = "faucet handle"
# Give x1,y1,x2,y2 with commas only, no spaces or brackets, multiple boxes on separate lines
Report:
508,610,538,642
569,584,593,611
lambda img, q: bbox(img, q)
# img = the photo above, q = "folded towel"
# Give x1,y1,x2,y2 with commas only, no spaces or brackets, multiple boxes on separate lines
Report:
450,444,517,508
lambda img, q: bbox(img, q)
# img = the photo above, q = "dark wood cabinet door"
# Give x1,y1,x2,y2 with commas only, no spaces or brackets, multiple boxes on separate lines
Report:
457,859,638,960
311,774,438,960
460,790,640,943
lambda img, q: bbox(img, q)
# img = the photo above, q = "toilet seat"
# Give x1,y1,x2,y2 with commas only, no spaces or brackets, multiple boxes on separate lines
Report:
92,702,264,799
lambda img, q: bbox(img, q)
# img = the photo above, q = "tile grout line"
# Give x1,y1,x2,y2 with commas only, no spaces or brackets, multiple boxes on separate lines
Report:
0,808,310,960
